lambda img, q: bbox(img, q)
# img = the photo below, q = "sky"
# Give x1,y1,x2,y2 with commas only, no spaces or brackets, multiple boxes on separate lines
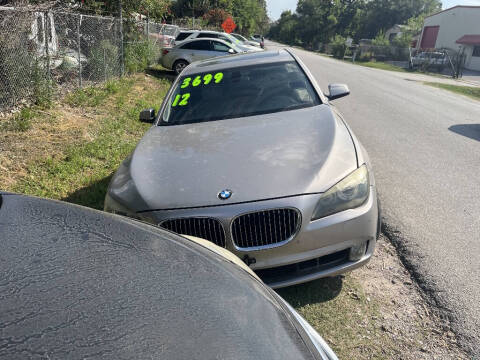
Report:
266,0,480,20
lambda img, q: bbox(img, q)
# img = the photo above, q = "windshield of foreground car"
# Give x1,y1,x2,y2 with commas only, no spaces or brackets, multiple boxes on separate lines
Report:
160,61,321,125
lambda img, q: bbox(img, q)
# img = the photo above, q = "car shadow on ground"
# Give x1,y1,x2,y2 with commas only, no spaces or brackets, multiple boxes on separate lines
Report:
449,124,480,142
146,67,177,82
276,276,343,305
63,175,112,210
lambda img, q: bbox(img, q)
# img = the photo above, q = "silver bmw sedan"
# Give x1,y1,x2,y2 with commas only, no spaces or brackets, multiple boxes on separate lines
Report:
105,49,380,288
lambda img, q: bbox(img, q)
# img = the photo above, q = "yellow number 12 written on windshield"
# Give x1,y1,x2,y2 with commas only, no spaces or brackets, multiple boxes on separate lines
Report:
171,93,190,107
181,72,224,89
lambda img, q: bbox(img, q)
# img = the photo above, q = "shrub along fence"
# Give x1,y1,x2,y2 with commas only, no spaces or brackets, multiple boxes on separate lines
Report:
0,7,165,112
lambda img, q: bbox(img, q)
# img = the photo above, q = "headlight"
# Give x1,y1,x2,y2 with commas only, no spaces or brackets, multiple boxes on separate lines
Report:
312,165,369,220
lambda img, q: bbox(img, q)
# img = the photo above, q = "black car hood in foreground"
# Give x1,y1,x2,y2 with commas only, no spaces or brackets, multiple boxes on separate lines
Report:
0,193,318,359
115,105,356,211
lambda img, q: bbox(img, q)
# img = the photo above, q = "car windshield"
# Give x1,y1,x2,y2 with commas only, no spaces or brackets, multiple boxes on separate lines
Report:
160,61,321,126
161,25,178,37
223,33,243,45
232,34,247,42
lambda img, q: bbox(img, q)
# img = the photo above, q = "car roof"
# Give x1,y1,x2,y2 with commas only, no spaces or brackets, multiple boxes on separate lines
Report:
0,192,316,359
182,49,295,75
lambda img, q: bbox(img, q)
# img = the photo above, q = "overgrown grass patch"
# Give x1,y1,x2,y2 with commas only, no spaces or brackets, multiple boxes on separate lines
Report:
0,107,36,132
65,78,131,107
351,61,409,73
424,82,480,101
10,74,171,209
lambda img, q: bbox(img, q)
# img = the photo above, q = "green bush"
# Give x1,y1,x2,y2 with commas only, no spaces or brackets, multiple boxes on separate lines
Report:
372,31,390,47
124,40,158,74
32,60,54,109
330,35,347,59
86,40,120,81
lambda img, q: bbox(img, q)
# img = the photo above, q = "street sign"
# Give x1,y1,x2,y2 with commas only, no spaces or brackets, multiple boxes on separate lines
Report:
222,17,236,34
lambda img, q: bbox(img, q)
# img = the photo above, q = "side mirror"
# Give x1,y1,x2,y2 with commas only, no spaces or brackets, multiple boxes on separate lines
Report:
326,84,350,101
228,48,235,54
139,108,156,123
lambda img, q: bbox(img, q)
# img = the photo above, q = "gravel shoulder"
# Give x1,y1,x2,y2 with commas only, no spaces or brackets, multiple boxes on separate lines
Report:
279,234,469,359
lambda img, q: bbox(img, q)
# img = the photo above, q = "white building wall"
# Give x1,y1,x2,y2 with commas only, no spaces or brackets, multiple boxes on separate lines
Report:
468,50,480,70
422,6,480,71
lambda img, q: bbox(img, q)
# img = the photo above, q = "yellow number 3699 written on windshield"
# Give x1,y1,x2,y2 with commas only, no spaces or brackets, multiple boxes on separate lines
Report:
181,72,224,89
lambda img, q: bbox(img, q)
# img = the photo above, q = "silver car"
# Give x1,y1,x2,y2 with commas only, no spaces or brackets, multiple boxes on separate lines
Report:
231,32,262,48
105,49,380,288
161,38,241,74
175,30,262,52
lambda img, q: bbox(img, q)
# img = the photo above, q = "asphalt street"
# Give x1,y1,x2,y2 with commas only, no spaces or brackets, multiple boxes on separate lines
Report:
267,41,480,355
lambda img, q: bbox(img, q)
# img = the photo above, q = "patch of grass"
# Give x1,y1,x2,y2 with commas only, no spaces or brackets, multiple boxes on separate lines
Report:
278,276,398,359
424,82,480,100
65,78,131,108
12,75,171,209
352,60,409,73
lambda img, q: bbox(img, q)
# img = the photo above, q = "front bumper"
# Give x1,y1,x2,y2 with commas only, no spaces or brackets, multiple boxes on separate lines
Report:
137,186,379,288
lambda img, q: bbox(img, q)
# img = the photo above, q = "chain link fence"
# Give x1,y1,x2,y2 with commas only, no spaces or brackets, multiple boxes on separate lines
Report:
0,7,174,113
317,41,466,78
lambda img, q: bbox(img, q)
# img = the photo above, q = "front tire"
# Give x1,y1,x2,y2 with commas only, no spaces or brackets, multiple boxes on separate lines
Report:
173,60,189,75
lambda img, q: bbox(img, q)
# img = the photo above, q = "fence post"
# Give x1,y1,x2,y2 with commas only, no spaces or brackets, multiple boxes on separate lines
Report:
44,11,51,97
104,48,107,82
77,14,82,88
118,0,124,77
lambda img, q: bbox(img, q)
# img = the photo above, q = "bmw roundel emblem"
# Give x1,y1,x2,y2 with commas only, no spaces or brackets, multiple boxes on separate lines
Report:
218,189,233,200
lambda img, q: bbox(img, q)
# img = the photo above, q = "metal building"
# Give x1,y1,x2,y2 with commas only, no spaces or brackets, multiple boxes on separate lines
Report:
418,5,480,71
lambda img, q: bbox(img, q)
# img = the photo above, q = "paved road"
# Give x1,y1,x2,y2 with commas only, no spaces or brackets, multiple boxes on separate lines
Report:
268,41,480,355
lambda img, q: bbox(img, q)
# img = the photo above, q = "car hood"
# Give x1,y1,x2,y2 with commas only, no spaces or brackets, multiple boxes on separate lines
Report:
116,105,357,211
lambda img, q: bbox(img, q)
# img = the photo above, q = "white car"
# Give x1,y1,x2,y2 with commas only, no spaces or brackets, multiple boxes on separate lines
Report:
150,24,179,48
175,30,262,52
410,51,449,70
161,38,243,74
231,33,262,48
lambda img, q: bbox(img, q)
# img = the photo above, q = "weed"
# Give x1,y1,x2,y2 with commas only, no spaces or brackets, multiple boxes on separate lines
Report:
12,75,170,209
125,41,159,74
32,60,54,109
1,107,36,132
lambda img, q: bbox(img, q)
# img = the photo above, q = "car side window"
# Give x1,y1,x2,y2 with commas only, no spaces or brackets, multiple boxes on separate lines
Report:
199,32,217,38
212,41,231,53
176,32,192,41
181,40,212,51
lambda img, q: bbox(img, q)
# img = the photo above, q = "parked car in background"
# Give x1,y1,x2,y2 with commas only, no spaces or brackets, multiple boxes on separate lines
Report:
175,30,194,43
410,51,449,71
0,192,338,360
251,34,265,48
161,38,242,74
175,30,262,52
149,23,179,48
106,49,380,289
232,32,262,48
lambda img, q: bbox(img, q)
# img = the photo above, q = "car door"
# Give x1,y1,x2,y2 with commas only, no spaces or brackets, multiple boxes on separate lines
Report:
180,40,217,62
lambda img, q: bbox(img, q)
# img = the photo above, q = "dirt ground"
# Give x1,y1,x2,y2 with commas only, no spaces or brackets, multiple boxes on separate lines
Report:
354,235,469,359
